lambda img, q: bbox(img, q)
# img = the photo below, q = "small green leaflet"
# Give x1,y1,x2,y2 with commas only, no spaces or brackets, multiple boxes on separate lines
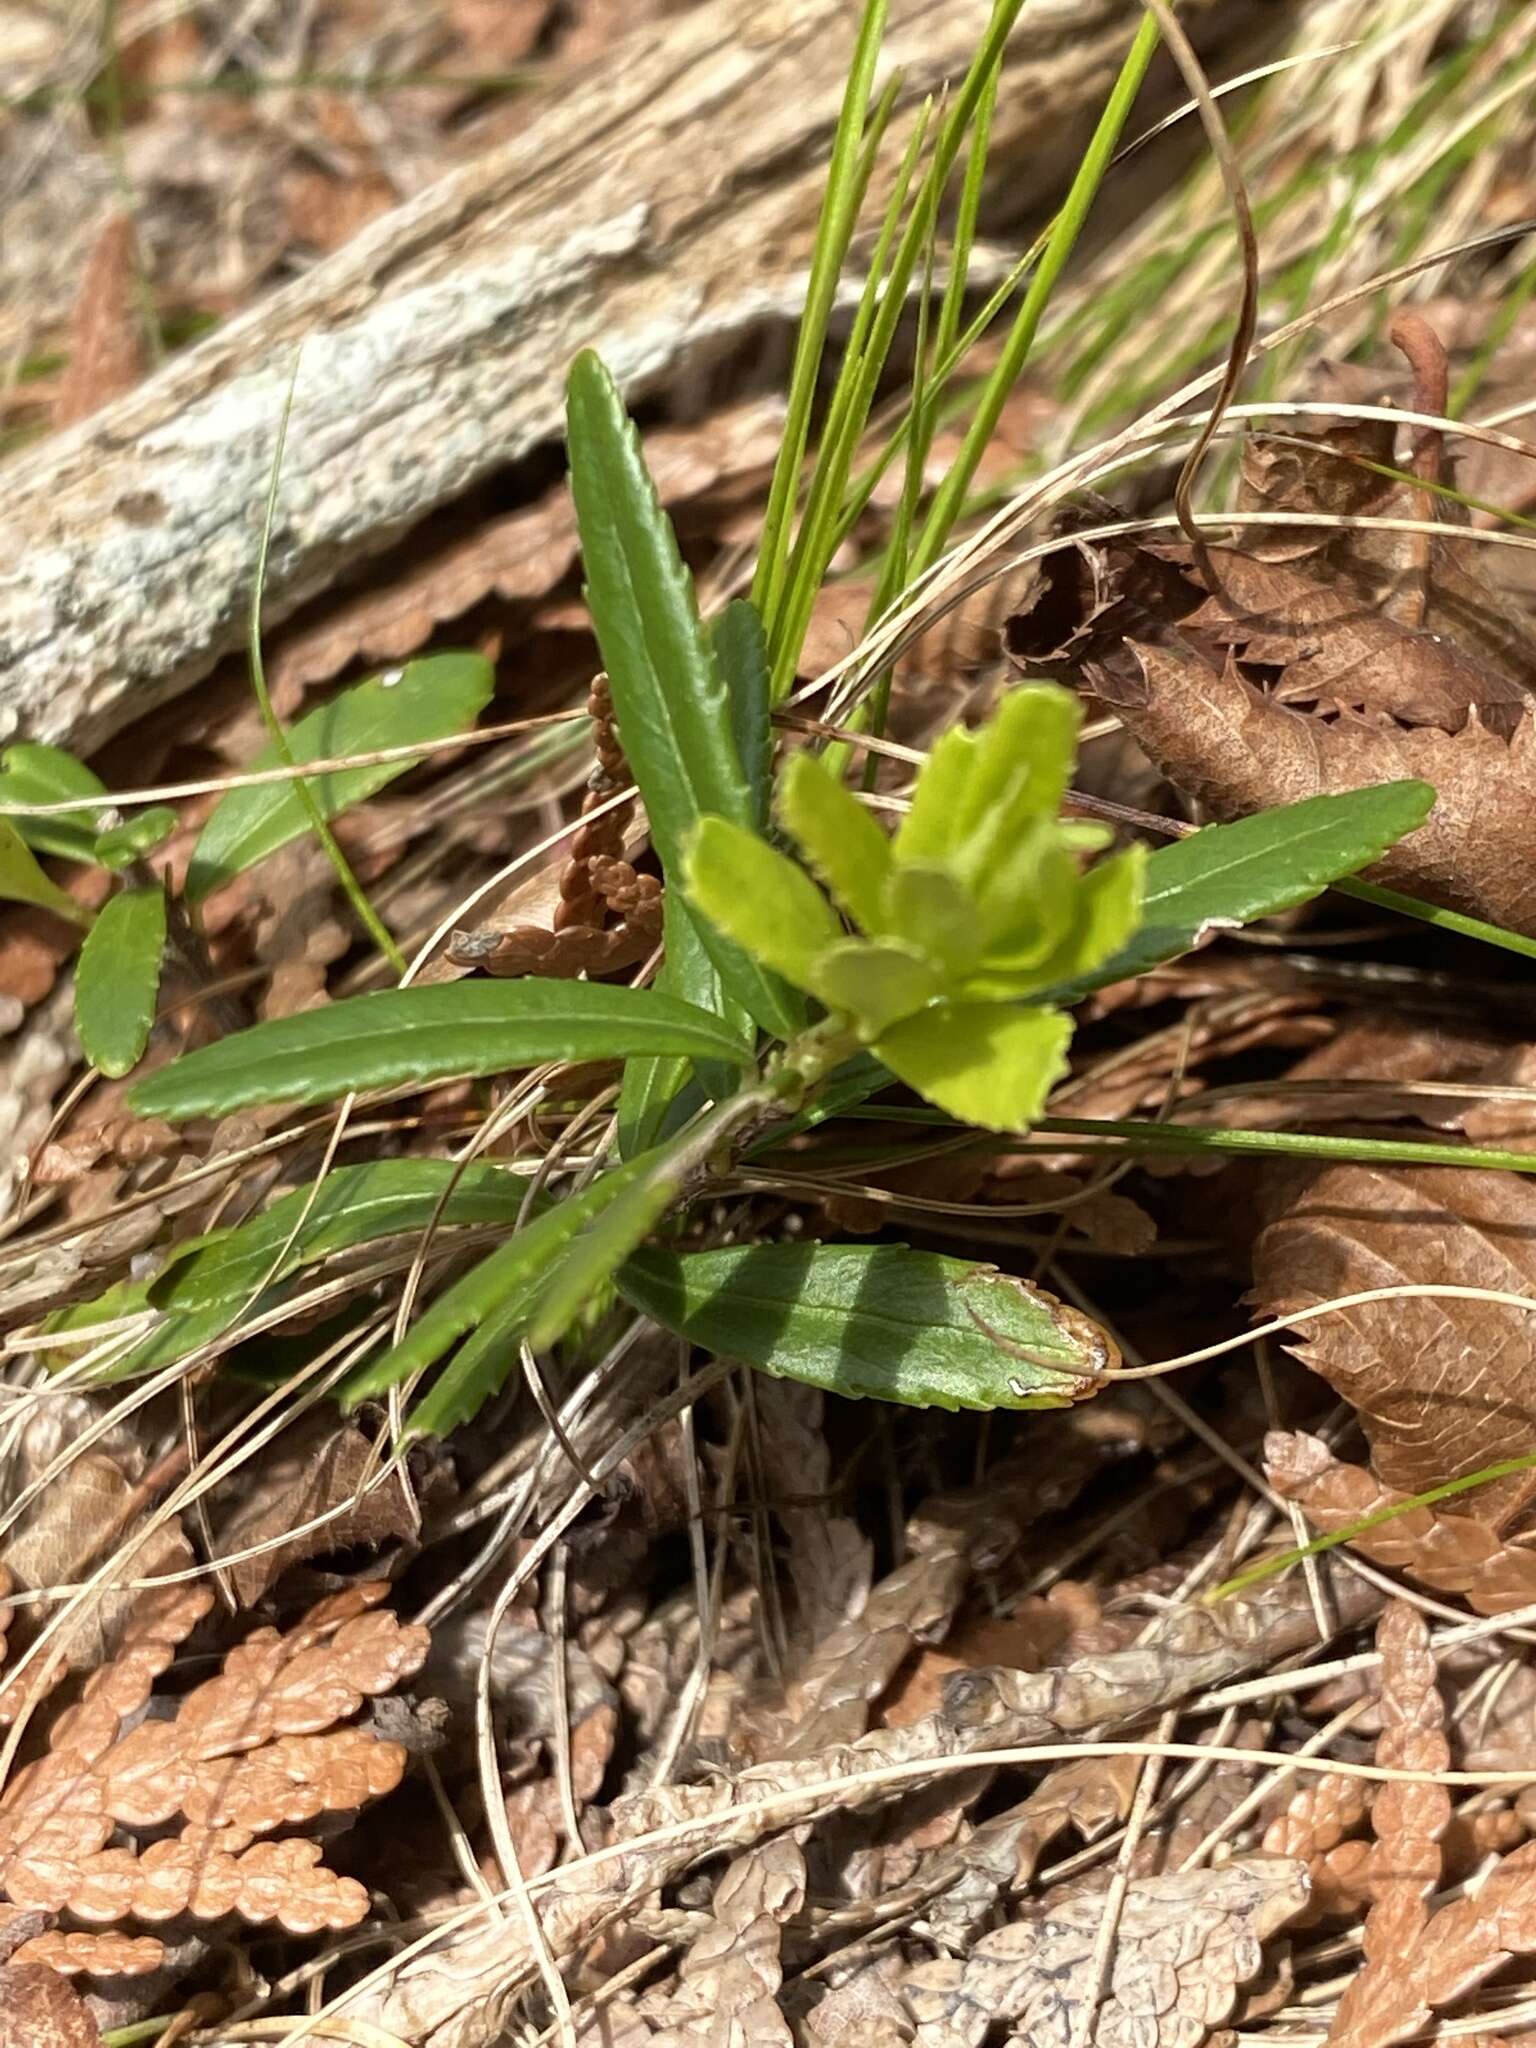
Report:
1059,782,1436,995
74,885,167,1077
130,978,752,1120
185,653,495,902
340,1150,662,1434
0,743,106,862
618,1241,1114,1410
94,806,177,871
0,819,89,926
565,351,799,1038
875,1001,1072,1132
152,1158,531,1311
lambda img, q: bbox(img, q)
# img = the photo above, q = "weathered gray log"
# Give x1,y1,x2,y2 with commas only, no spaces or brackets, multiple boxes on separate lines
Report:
0,0,1252,750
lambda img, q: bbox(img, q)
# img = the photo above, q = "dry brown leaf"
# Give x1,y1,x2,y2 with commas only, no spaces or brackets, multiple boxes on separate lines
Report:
1252,1160,1536,1523
213,1415,424,1606
641,1835,805,2043
902,1855,1309,2048
1267,1431,1536,1615
52,213,146,431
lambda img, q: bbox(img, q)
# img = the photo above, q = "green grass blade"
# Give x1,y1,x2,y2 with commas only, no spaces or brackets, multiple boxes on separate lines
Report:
750,0,892,630
910,11,1162,576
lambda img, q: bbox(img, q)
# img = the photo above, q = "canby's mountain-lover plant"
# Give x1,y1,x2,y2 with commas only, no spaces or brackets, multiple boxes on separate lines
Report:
66,350,1434,1431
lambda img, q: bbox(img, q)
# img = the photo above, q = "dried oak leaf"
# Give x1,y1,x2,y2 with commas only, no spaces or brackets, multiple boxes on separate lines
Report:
902,1854,1309,2048
1251,1159,1536,1527
1005,329,1536,935
213,1414,423,1606
0,1583,428,1975
1267,1431,1536,1616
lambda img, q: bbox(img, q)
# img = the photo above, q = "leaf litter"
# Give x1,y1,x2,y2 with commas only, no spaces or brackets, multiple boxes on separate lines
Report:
8,6,1536,2048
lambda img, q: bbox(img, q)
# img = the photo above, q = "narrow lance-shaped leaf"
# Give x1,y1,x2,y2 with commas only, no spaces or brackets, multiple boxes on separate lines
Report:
130,978,752,1121
152,1159,534,1312
342,1150,665,1432
74,884,167,1078
186,654,495,902
618,894,729,1158
0,819,89,926
713,600,773,828
565,350,799,1037
619,1241,1115,1411
1053,781,1437,997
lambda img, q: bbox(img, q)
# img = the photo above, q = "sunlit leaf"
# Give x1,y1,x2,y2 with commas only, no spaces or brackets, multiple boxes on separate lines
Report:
130,979,752,1120
685,816,842,991
74,884,166,1077
809,937,943,1037
186,653,494,902
777,749,892,932
1059,782,1436,994
94,805,178,871
875,1001,1072,1131
896,686,1079,879
153,1159,531,1311
619,1240,1113,1410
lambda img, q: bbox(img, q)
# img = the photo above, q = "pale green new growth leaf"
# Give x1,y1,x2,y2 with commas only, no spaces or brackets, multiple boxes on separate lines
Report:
897,686,1079,876
130,979,751,1120
809,937,943,1037
970,844,1147,996
685,816,842,991
882,862,982,979
876,1001,1073,1131
0,820,89,926
619,1241,1113,1410
186,654,494,902
777,751,892,931
74,885,166,1077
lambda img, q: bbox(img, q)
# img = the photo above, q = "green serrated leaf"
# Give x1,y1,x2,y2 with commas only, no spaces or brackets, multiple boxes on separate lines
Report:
129,978,752,1121
1060,782,1437,995
897,686,1079,879
881,862,982,979
875,1001,1073,1131
619,1240,1113,1410
777,750,893,932
809,936,943,1036
152,1158,531,1312
0,819,90,925
566,351,799,1037
969,844,1147,996
74,885,166,1077
618,892,744,1158
713,600,773,827
525,1151,688,1350
185,653,494,902
685,816,842,992
94,806,178,872
342,1151,662,1432
0,743,107,862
